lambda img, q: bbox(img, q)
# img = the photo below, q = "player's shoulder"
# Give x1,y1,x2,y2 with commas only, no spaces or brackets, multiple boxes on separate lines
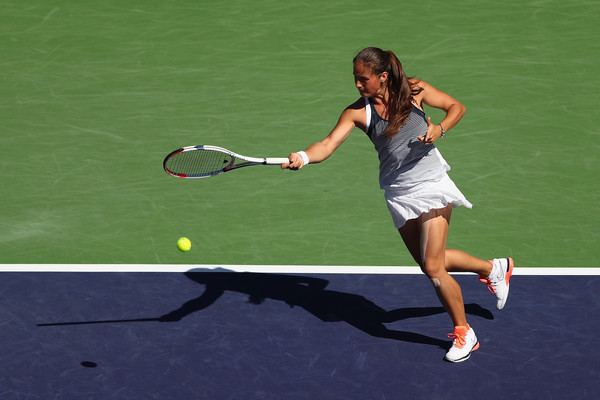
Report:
409,78,431,91
342,97,367,120
343,97,367,115
341,97,367,131
409,78,432,102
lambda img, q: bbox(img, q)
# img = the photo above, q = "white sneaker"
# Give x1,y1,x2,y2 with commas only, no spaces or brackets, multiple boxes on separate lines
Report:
444,325,479,363
479,257,514,310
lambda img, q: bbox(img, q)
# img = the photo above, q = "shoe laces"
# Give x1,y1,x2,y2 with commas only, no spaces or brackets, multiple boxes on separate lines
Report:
479,275,496,294
448,327,468,349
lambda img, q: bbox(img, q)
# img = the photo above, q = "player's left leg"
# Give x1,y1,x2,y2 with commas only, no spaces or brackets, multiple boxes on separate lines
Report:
445,248,491,275
443,241,514,310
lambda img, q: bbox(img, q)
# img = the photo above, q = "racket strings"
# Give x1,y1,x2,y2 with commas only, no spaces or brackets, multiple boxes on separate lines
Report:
166,150,232,177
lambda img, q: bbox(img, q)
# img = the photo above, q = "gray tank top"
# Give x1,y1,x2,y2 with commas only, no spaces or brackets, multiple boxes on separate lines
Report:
365,98,450,189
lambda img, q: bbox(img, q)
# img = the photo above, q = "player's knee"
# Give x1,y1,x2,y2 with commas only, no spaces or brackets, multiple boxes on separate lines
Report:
420,261,445,288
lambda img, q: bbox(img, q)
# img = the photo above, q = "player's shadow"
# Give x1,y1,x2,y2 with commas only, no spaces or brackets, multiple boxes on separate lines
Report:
159,271,494,349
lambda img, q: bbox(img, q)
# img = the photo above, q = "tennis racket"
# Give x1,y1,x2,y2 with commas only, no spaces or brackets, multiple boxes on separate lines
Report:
163,145,290,179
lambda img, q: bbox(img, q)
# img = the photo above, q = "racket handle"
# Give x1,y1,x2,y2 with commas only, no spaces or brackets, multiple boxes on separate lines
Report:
264,157,290,165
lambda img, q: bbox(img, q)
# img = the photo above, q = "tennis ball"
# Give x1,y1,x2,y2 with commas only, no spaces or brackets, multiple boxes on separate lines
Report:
177,237,191,252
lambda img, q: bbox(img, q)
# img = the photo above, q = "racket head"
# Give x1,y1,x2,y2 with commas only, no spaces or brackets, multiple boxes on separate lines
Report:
163,145,236,178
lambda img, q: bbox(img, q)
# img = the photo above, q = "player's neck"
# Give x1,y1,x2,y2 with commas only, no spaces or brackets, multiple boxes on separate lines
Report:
371,89,388,105
371,93,389,119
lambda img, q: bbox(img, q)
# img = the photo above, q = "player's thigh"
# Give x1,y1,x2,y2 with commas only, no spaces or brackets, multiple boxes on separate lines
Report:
398,219,422,266
418,205,452,275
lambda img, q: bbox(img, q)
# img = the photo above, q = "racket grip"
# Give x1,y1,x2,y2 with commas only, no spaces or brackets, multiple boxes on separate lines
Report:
264,157,290,165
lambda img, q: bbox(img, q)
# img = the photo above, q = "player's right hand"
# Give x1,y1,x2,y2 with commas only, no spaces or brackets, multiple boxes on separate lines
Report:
281,153,304,170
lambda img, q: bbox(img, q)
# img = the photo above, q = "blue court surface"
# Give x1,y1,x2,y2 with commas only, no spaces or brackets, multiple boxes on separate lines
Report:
0,265,598,399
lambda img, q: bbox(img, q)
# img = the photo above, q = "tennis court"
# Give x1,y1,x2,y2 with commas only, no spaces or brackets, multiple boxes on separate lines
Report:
1,0,599,398
1,265,599,399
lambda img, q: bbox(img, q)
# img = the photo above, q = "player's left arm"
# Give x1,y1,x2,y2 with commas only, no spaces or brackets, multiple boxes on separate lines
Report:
413,80,466,144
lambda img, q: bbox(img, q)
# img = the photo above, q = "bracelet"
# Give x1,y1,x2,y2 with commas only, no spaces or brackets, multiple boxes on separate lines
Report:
438,123,445,137
297,151,309,165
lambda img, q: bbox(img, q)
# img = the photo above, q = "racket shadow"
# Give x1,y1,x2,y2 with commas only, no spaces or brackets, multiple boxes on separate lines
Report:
159,271,494,349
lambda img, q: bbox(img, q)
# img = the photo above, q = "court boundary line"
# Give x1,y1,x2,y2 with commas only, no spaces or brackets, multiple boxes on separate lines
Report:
0,264,599,275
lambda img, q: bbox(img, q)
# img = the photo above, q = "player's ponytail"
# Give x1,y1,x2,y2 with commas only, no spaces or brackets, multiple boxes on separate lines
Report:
354,47,422,139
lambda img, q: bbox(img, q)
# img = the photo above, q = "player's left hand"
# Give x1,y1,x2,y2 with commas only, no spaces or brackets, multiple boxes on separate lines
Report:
418,117,443,145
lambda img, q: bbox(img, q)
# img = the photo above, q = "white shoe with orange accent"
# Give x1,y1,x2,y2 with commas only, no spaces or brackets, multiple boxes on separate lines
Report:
444,325,479,363
479,257,514,310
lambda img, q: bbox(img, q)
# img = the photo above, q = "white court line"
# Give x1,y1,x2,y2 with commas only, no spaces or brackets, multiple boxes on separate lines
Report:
0,264,599,275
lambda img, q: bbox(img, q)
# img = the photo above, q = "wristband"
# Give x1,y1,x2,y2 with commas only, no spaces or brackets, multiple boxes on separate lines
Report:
438,123,445,137
297,151,309,165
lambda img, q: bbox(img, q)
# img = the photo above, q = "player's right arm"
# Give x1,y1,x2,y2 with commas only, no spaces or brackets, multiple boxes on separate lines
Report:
283,99,365,170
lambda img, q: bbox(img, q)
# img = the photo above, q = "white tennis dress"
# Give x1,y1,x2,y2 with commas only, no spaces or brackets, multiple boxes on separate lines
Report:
364,98,472,228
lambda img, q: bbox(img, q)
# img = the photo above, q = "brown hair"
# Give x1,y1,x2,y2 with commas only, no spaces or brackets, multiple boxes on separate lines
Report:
353,47,422,138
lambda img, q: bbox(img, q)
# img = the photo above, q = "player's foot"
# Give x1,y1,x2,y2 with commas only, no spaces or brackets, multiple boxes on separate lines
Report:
479,257,514,310
444,325,479,363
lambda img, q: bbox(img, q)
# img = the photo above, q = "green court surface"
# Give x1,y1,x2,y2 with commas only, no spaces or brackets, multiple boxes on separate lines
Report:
1,0,598,267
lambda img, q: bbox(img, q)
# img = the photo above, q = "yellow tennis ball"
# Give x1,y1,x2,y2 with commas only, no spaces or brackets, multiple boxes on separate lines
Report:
177,237,191,252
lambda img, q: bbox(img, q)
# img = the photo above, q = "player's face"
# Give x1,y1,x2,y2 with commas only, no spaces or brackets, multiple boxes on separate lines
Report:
353,61,383,98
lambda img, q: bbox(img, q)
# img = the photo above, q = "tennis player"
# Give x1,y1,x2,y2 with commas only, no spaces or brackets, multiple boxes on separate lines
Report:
282,47,513,363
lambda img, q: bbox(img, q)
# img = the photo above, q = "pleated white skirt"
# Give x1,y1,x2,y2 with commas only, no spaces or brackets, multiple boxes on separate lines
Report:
384,173,473,229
